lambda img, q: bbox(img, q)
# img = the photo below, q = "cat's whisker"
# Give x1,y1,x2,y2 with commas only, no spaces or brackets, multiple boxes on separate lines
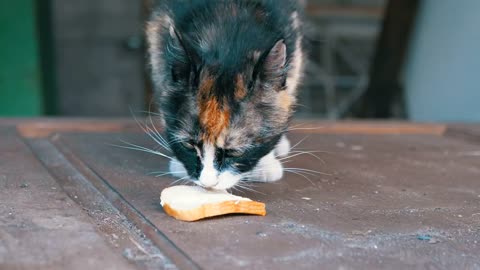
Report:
148,129,171,152
240,171,258,178
288,123,309,129
136,110,163,117
236,182,265,195
287,126,325,132
288,136,329,153
152,145,164,152
293,103,308,109
147,110,189,127
282,150,326,164
142,121,170,151
129,108,171,152
110,139,174,161
287,123,326,131
244,167,307,180
284,169,317,177
277,151,318,161
146,109,172,151
239,179,258,185
154,171,186,177
146,121,168,147
289,150,330,155
277,150,321,159
283,167,331,176
291,148,333,154
147,170,168,175
112,144,171,160
285,172,314,185
147,129,171,152
278,159,295,165
167,137,185,144
230,185,245,195
170,176,190,186
238,180,259,189
278,150,327,163
283,169,315,185
149,170,184,175
289,136,310,150
162,115,190,129
117,138,164,154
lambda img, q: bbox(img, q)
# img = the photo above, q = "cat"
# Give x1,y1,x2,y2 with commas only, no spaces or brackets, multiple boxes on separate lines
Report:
146,0,304,190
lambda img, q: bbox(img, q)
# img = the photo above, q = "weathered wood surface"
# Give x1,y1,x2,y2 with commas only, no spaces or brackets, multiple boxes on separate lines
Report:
1,119,480,270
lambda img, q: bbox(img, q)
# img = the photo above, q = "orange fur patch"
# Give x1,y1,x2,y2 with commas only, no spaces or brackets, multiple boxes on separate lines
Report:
278,91,293,111
199,98,230,143
198,76,215,98
198,77,230,143
234,74,247,100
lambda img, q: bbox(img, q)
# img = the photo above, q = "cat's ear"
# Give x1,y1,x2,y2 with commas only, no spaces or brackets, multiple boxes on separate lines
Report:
260,40,287,89
264,40,287,72
167,25,188,64
166,25,199,82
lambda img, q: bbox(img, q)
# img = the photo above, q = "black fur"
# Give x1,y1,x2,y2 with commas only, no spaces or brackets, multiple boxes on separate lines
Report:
147,0,303,185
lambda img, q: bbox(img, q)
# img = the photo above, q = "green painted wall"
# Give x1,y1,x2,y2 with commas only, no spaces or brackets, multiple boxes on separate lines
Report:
0,0,44,116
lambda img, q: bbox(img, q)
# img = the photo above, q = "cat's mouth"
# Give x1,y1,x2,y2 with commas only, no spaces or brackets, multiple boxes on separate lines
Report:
197,170,244,191
192,178,238,191
168,149,285,191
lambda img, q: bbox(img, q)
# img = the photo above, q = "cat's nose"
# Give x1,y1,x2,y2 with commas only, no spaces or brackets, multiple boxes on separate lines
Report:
198,169,218,188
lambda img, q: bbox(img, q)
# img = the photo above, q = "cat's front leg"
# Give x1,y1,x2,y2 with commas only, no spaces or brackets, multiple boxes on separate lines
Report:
250,151,284,182
274,134,290,158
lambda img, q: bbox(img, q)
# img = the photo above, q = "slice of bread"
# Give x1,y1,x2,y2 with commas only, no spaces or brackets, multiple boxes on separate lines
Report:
160,185,266,221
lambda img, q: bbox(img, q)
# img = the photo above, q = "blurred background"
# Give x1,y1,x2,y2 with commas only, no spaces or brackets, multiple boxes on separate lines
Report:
0,0,479,122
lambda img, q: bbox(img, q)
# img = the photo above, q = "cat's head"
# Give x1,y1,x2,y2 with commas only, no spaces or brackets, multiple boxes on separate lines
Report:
148,14,303,189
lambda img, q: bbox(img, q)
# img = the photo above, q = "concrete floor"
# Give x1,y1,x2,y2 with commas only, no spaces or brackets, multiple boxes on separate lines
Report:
1,119,480,270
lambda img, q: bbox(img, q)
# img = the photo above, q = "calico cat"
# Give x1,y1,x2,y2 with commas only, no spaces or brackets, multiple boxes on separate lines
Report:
146,0,304,190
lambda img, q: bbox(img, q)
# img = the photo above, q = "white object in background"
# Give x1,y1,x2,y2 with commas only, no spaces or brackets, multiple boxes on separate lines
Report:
404,0,480,122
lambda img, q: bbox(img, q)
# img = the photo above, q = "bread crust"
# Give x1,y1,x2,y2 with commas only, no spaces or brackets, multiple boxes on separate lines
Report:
162,200,266,222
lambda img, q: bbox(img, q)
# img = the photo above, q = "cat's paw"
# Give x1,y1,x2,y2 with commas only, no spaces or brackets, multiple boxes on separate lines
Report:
274,135,290,158
169,159,188,178
251,152,284,182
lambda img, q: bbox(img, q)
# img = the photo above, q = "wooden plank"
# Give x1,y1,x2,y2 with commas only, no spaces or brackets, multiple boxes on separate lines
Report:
27,138,177,270
13,118,447,138
0,128,134,270
50,128,480,269
15,118,138,138
3,119,480,269
288,121,446,135
445,124,480,145
46,137,200,270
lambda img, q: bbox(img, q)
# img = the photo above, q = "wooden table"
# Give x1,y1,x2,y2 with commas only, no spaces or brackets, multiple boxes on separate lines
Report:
1,119,480,270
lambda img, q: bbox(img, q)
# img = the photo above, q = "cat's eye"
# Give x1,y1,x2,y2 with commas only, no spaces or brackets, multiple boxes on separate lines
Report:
181,141,194,149
226,149,243,158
